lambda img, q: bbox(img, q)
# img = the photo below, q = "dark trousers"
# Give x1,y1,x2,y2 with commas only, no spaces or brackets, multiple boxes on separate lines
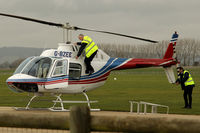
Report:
84,51,97,73
183,85,194,108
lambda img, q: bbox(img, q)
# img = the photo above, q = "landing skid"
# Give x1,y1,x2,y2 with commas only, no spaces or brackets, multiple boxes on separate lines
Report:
14,92,100,112
13,107,50,111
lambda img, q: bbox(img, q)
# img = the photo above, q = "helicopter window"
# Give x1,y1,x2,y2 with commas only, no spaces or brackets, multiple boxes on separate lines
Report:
14,56,35,74
21,57,52,78
52,60,68,77
69,63,81,80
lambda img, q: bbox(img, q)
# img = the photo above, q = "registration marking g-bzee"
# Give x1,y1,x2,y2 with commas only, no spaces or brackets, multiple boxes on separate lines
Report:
54,51,72,57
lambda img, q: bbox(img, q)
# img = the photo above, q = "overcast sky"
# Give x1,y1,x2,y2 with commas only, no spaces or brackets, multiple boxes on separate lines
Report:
0,0,200,48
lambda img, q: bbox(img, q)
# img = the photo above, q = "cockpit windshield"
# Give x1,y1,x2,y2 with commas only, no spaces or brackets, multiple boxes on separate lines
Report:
14,56,35,75
17,57,52,78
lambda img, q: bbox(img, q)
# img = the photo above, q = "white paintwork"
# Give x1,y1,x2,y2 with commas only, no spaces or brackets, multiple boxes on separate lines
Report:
164,66,176,83
8,43,111,94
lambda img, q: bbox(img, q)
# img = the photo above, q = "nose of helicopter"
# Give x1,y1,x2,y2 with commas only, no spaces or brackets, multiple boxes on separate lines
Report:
6,74,42,93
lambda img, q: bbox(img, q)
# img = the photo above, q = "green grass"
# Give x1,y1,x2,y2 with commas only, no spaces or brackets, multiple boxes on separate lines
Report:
1,67,200,115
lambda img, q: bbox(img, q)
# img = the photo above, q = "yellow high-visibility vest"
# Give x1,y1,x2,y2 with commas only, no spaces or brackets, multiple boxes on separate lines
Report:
82,36,98,58
183,70,195,86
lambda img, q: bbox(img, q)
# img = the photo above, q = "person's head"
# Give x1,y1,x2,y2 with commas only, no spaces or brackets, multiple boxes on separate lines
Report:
78,34,84,41
177,66,184,73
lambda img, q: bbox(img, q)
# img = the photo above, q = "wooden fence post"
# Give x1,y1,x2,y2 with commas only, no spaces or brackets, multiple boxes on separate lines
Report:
70,106,90,133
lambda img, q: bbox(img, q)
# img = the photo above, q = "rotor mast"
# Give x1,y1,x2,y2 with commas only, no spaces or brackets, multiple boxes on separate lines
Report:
63,23,73,44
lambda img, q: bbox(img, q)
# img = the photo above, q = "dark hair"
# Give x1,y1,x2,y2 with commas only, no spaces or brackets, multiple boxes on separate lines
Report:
177,66,184,70
79,34,84,37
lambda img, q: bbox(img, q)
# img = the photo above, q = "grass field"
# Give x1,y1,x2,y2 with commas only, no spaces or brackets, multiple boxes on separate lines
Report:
0,67,200,115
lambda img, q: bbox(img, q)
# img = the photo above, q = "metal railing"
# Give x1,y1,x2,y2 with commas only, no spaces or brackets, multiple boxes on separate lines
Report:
129,100,169,114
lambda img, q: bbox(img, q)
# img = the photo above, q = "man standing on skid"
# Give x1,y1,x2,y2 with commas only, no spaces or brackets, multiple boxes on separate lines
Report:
75,34,98,75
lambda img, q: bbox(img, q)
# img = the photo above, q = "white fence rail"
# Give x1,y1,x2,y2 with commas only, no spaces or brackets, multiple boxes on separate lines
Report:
129,101,169,114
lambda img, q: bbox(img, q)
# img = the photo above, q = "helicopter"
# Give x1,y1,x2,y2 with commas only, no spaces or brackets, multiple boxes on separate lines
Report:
0,13,178,111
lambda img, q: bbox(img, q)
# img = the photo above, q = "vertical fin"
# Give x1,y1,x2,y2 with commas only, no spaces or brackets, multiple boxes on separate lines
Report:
163,32,179,59
163,32,179,84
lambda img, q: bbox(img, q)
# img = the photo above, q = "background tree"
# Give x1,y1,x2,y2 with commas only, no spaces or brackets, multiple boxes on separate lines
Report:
99,38,200,66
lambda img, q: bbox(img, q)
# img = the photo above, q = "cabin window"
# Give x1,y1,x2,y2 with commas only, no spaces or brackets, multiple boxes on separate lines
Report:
21,57,52,78
69,63,81,80
14,56,35,74
52,60,68,77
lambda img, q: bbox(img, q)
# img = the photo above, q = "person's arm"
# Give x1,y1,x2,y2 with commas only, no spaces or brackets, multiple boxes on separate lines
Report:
77,42,82,45
182,72,189,83
175,73,181,84
176,73,182,85
77,43,87,57
176,78,180,84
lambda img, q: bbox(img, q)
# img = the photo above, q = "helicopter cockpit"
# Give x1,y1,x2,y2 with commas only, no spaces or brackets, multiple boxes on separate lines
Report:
13,56,82,80
7,56,70,92
14,56,52,78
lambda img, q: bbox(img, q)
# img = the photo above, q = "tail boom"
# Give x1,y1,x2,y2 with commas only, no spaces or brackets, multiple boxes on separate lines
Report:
114,58,176,70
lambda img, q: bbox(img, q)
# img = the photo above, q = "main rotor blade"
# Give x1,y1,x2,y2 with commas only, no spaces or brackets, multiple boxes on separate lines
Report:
74,27,158,43
0,13,64,27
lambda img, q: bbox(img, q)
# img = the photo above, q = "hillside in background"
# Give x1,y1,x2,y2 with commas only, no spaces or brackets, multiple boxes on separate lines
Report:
0,47,44,64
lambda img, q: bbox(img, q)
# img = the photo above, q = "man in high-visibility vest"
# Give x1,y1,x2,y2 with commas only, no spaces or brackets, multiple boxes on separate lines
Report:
176,67,195,109
75,34,98,75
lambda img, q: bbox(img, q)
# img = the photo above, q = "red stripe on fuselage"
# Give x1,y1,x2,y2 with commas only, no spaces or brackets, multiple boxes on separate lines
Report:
69,71,110,84
7,78,68,86
69,77,108,84
45,78,68,85
7,71,110,86
116,58,176,70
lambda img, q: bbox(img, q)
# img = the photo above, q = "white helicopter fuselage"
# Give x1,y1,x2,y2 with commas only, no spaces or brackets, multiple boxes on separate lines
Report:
7,43,112,94
7,40,177,95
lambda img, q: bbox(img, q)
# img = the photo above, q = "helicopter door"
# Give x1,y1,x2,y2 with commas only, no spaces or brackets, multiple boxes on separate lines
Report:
45,59,68,89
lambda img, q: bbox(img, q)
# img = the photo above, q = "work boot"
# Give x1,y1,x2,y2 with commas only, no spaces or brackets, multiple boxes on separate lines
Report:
182,105,188,109
85,70,89,74
88,70,94,75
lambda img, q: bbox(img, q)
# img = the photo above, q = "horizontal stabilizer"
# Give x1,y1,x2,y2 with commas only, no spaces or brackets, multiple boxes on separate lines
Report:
164,66,175,83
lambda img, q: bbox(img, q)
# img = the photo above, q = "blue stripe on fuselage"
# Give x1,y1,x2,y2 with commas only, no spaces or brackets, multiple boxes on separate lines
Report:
7,75,69,83
79,58,128,80
7,58,129,83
